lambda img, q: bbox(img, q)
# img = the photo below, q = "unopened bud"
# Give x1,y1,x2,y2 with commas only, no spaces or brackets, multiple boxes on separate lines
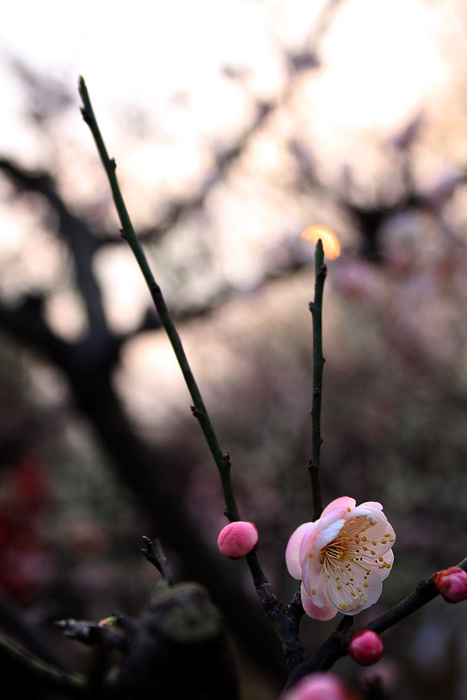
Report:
282,672,356,700
217,521,258,559
431,566,467,603
349,629,383,666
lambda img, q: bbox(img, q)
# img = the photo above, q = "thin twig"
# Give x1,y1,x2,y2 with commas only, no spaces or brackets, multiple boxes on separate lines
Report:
308,239,327,520
78,76,267,588
0,631,85,697
141,536,174,586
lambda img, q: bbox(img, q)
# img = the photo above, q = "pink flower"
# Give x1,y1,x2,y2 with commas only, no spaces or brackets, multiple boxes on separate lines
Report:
217,521,258,559
349,629,384,666
282,672,357,700
431,566,467,603
286,497,395,620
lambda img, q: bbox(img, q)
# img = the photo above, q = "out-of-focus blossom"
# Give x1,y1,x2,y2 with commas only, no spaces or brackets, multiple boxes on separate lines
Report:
349,629,384,666
282,672,357,700
431,566,467,603
217,521,258,559
332,259,383,302
286,497,395,620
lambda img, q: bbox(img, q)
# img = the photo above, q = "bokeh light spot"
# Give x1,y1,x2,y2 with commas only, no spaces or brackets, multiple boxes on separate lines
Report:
301,225,341,260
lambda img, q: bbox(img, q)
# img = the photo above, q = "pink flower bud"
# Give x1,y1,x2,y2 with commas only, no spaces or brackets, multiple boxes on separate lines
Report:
217,521,258,559
431,566,467,603
282,672,356,700
349,630,384,666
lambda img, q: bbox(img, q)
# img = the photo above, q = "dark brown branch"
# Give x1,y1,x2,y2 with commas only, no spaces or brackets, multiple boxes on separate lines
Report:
254,579,306,673
0,157,107,332
0,295,286,683
285,555,467,689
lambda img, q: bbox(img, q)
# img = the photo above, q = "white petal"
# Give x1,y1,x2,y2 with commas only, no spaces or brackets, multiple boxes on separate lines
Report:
285,522,314,580
302,558,329,607
298,521,320,567
377,549,394,581
313,517,346,553
350,506,386,524
358,501,383,511
345,515,395,557
324,556,383,614
301,584,337,621
321,496,356,518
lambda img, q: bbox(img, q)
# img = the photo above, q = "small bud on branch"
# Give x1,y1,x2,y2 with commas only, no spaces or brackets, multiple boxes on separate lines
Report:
218,521,259,559
431,566,467,603
349,630,383,666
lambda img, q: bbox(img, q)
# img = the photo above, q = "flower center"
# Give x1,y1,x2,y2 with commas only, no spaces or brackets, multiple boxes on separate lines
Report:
321,534,370,574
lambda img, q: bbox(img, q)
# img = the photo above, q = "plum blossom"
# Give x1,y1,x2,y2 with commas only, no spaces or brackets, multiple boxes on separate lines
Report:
286,497,395,620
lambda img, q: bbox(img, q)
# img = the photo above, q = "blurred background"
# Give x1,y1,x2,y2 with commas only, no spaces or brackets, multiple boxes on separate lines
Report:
0,0,467,698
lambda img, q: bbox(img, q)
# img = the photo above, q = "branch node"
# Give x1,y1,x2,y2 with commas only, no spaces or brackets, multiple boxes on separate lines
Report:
80,107,91,124
141,536,173,586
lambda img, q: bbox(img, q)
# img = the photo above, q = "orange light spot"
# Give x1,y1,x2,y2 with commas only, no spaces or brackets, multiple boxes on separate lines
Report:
301,225,341,260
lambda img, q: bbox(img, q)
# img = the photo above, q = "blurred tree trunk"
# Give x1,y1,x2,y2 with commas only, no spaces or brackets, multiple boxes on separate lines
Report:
0,158,287,687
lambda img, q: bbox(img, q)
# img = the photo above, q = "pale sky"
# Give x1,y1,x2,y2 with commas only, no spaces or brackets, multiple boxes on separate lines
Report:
0,0,452,163
0,0,464,334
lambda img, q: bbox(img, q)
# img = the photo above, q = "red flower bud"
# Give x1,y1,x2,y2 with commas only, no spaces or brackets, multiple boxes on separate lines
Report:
431,566,467,603
349,629,383,666
282,672,356,700
217,521,258,559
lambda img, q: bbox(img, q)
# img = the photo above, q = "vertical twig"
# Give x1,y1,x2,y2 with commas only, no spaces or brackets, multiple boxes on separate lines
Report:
308,239,327,520
77,77,266,585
